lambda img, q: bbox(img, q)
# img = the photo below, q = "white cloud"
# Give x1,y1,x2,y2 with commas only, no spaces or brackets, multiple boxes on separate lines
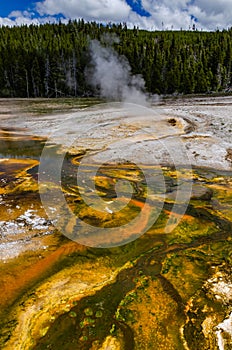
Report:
194,0,232,15
0,13,56,27
140,0,232,30
36,0,131,22
34,0,196,30
131,0,195,30
9,10,33,19
0,17,16,26
189,0,232,30
127,8,191,31
0,0,231,30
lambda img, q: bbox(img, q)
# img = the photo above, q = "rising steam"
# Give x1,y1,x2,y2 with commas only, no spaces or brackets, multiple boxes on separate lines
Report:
86,37,148,105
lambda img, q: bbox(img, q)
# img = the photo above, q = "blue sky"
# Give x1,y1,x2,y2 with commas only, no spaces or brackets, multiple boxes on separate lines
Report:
125,0,151,17
0,0,231,31
1,0,150,18
1,0,33,17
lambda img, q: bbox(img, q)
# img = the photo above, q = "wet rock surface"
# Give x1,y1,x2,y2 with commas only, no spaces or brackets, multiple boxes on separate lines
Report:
0,96,231,349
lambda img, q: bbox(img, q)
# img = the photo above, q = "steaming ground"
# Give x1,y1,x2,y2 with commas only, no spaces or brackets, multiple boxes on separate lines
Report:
85,38,148,105
0,95,231,170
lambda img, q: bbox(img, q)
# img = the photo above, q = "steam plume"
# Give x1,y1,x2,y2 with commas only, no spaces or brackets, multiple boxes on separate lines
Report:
86,38,148,106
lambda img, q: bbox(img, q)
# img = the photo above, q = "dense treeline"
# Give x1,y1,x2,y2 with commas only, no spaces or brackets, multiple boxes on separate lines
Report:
0,20,231,97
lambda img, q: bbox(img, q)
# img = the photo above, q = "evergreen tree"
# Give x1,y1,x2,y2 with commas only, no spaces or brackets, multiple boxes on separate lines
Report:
0,21,231,97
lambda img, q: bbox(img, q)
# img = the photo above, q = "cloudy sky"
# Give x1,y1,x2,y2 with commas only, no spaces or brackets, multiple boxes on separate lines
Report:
0,0,231,31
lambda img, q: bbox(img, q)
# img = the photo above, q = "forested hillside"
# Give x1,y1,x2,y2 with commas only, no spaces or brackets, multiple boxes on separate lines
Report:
0,20,231,97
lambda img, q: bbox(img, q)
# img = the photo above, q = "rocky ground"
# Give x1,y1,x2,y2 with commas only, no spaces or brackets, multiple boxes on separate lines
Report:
0,95,231,170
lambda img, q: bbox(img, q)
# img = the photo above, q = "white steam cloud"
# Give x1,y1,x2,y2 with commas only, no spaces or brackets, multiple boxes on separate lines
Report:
86,38,148,105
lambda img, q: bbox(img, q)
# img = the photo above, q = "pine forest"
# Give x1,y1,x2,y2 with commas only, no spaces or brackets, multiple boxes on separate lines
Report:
0,20,231,98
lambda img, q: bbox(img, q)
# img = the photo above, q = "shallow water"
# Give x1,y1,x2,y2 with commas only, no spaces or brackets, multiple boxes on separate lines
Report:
0,99,232,350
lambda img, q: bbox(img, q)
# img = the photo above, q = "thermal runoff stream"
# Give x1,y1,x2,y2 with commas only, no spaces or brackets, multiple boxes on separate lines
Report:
0,97,232,350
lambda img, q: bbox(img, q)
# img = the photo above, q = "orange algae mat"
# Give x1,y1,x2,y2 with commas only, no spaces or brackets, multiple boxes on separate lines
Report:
0,129,232,349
